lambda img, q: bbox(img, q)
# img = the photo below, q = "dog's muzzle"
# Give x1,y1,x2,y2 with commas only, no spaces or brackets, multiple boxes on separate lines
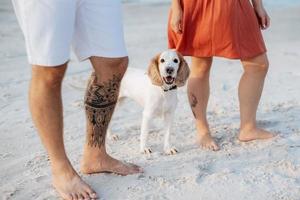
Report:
166,67,174,75
163,76,175,85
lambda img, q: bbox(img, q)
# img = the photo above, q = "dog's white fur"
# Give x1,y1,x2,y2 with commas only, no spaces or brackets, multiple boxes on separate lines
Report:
108,50,190,155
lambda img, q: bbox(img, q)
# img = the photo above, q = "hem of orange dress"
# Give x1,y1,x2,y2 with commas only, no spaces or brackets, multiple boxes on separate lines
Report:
170,48,267,60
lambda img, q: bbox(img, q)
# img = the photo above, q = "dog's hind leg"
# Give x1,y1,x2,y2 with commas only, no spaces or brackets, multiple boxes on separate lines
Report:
106,97,126,141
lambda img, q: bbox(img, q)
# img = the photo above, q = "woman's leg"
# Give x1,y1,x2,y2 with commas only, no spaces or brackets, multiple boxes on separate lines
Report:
238,53,274,141
188,57,219,151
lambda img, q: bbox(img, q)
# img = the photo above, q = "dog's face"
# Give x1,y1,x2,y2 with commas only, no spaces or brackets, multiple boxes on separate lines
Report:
148,50,190,87
158,50,180,85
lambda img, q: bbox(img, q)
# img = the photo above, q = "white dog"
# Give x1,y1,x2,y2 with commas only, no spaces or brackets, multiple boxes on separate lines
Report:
108,50,190,155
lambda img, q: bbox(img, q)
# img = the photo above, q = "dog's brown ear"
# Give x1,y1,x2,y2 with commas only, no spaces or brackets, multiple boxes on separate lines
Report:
176,52,190,87
147,54,163,86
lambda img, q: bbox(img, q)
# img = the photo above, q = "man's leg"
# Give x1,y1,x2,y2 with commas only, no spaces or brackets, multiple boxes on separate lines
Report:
29,64,97,200
81,56,142,175
238,53,274,141
187,57,219,151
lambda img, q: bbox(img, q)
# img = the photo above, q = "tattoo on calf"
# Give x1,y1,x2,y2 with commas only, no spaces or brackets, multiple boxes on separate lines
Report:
189,93,198,118
84,72,121,148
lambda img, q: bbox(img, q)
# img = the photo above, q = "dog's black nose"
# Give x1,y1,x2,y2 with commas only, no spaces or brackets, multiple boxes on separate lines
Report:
166,67,174,74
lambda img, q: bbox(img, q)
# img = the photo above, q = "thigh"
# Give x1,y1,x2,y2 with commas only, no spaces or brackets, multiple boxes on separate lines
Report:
73,0,127,61
12,0,76,66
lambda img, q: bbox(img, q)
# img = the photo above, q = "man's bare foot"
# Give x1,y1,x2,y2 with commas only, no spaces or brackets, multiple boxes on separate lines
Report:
197,133,220,151
238,127,275,142
52,163,97,200
81,153,142,176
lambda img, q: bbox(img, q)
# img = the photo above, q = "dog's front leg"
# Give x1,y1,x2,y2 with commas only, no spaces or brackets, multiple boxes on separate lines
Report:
140,113,152,154
163,111,178,155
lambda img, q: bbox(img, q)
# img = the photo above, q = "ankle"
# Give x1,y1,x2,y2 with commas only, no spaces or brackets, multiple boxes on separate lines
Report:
240,123,257,132
196,122,210,134
83,145,108,160
196,126,211,138
51,159,76,177
197,131,212,138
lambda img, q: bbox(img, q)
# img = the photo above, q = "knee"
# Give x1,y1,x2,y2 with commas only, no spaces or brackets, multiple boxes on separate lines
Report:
41,72,64,89
92,56,129,78
112,57,129,76
244,58,269,77
191,58,212,79
259,59,269,74
32,67,66,89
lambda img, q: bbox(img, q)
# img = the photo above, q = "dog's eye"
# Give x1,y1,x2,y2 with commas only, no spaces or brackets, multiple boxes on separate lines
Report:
173,58,179,63
160,58,165,63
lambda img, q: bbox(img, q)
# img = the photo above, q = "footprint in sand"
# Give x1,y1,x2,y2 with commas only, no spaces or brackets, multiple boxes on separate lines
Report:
35,175,48,183
195,162,213,184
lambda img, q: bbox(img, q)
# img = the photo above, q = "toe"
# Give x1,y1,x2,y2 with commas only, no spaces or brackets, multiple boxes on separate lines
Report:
89,192,97,199
264,131,275,138
135,165,143,173
132,164,143,173
81,191,90,200
201,144,209,150
128,164,143,174
117,162,142,175
83,186,97,199
208,144,214,151
63,194,73,200
78,194,85,200
128,162,140,168
72,193,78,200
212,143,220,151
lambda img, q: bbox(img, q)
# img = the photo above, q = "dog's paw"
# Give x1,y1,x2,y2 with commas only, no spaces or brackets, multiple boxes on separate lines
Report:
165,147,178,155
141,148,152,154
108,134,119,141
111,134,120,141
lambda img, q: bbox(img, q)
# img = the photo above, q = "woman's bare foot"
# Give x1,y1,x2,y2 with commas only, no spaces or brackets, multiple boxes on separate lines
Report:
197,133,220,151
52,162,97,200
238,127,275,142
81,151,142,175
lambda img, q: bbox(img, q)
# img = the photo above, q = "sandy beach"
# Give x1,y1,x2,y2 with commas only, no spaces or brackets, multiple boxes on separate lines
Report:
1,1,300,200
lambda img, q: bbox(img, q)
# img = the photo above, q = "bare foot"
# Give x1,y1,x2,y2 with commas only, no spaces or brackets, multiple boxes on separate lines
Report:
238,127,275,142
197,133,220,151
52,163,97,200
81,154,142,176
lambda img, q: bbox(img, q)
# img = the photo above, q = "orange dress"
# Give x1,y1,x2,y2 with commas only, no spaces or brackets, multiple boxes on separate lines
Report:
168,0,267,59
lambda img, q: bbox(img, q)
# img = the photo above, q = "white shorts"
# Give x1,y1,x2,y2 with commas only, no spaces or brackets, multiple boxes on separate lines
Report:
12,0,127,66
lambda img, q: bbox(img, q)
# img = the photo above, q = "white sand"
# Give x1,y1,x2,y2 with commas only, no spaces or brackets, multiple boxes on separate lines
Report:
1,2,300,200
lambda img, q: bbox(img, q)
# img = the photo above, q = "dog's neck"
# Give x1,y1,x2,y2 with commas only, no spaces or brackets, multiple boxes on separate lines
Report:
161,84,177,92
